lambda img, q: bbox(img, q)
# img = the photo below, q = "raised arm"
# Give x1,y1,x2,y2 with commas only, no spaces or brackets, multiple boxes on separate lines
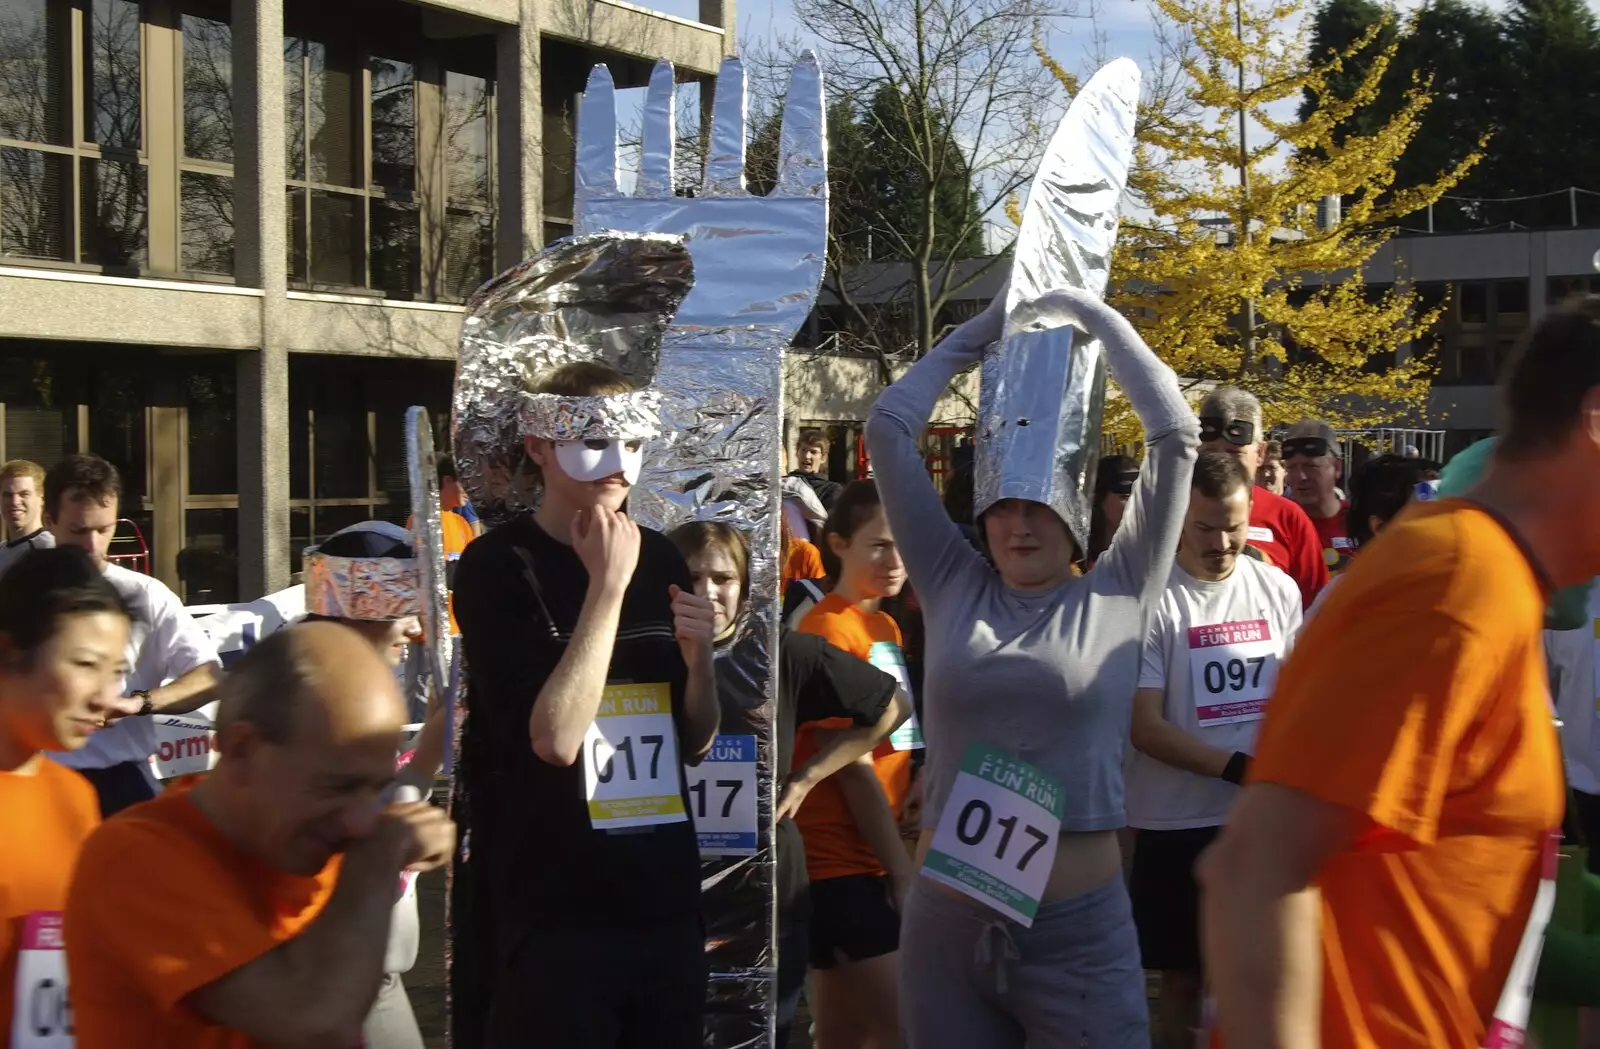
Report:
865,298,1005,594
1049,288,1198,603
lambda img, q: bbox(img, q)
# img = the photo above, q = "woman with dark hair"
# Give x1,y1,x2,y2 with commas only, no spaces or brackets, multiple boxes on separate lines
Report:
1346,454,1432,549
668,520,910,1049
1089,455,1140,567
0,546,131,1040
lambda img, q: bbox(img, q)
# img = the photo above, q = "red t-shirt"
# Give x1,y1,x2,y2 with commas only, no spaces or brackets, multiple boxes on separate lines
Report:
1247,486,1329,610
1310,502,1354,575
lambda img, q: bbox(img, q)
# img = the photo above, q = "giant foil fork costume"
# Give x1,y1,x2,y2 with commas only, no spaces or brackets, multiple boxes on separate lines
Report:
450,54,827,1049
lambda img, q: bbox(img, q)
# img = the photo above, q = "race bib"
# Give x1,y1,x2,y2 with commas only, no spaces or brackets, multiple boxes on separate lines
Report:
922,743,1064,926
1247,525,1274,544
1189,619,1278,727
1482,830,1561,1049
867,641,923,751
147,714,218,779
12,911,71,1049
581,682,687,830
686,734,758,856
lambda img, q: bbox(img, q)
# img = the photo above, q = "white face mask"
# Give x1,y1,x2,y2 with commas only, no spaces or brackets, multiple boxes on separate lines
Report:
553,438,645,484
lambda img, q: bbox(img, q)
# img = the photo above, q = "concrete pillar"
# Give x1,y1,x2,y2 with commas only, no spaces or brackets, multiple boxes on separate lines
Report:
700,0,736,42
496,1,544,270
233,0,291,598
1529,231,1550,321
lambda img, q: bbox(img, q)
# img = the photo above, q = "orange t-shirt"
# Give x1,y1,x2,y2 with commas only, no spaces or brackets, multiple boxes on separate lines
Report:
783,538,825,590
406,508,473,634
66,789,341,1049
1247,499,1564,1049
794,593,914,881
0,758,99,1040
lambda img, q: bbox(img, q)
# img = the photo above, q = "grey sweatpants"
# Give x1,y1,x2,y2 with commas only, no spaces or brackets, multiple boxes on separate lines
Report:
900,876,1149,1049
362,972,425,1049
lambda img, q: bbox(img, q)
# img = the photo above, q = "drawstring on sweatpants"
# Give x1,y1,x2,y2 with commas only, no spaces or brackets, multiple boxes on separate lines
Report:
974,918,1021,994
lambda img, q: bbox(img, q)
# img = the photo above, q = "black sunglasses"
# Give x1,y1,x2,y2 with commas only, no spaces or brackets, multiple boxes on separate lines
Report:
1198,417,1256,446
1282,437,1333,460
1105,471,1139,496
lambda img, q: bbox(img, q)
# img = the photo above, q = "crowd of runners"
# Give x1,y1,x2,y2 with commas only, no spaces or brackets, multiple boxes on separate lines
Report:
0,278,1598,1049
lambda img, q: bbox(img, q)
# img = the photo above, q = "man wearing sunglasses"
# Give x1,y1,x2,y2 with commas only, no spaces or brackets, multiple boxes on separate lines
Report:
1195,388,1328,609
1282,420,1352,576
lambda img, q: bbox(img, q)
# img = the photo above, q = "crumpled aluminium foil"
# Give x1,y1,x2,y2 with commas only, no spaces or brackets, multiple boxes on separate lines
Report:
518,390,664,442
405,406,454,772
574,53,827,1049
453,232,695,521
302,550,421,622
976,58,1141,554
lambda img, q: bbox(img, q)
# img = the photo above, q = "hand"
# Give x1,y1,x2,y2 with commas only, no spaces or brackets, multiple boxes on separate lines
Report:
898,765,925,839
369,800,457,873
776,768,820,821
668,585,716,664
102,693,147,725
572,507,641,596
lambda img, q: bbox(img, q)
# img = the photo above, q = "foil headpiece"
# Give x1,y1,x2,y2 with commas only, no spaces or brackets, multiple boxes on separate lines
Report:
519,390,663,442
452,232,695,520
975,58,1141,553
303,520,421,621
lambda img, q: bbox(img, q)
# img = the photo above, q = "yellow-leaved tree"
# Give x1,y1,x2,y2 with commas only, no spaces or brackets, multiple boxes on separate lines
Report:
1036,0,1482,445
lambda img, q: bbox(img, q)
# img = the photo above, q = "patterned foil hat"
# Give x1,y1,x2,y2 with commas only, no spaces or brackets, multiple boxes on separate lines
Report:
452,232,694,521
302,520,421,622
519,389,663,442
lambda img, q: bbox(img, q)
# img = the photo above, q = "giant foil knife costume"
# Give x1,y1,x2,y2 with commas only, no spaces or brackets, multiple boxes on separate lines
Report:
449,53,826,1049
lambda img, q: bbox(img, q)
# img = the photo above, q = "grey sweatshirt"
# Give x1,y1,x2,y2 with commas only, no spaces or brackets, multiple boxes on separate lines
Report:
865,293,1198,833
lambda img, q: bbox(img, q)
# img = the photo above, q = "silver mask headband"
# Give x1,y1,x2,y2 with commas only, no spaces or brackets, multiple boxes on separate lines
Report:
518,390,663,442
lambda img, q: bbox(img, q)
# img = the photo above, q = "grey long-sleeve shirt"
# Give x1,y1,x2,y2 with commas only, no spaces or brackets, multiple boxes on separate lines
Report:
865,301,1198,833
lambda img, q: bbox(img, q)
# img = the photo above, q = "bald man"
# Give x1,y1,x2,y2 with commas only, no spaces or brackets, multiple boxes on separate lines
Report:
64,622,455,1049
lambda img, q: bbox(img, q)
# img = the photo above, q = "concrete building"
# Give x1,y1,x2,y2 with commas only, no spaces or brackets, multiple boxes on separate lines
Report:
0,0,732,601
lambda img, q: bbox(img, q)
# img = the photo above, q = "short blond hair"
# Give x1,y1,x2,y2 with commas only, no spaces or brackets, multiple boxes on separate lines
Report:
0,460,44,488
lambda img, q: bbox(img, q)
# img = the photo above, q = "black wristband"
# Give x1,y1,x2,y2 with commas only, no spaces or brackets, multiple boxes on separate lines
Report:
131,689,154,717
1221,751,1250,785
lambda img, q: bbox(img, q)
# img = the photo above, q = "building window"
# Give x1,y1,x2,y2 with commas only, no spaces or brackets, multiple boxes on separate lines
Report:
1551,275,1600,302
1415,279,1530,387
284,27,495,301
180,5,234,276
0,0,147,270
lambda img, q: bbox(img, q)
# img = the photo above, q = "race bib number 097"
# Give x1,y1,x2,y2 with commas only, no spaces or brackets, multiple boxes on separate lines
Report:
12,911,71,1049
685,734,758,857
582,682,687,830
1188,619,1278,728
921,743,1064,926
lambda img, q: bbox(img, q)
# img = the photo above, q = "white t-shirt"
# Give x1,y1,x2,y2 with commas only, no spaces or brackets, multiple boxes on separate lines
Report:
1544,577,1600,796
1125,556,1303,830
52,564,221,770
0,528,54,577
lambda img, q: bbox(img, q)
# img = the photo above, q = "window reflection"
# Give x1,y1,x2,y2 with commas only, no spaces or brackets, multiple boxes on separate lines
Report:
88,0,141,150
0,0,68,145
182,13,232,163
81,156,147,268
181,171,233,274
445,71,491,204
1,146,68,259
371,57,415,194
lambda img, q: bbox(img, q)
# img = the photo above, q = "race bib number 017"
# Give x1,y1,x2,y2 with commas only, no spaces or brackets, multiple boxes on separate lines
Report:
582,682,687,830
12,911,71,1049
1188,619,1278,728
685,734,758,857
867,641,923,751
921,743,1064,926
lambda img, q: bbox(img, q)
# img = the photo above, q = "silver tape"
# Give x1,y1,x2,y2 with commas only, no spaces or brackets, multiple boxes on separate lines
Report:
518,390,663,442
578,53,827,1049
453,232,695,521
976,57,1141,553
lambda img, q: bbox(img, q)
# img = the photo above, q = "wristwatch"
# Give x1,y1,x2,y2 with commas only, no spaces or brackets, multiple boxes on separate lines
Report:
131,689,154,717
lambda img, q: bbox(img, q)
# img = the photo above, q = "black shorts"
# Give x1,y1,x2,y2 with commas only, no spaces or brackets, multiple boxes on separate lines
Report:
1129,825,1219,975
808,873,900,969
